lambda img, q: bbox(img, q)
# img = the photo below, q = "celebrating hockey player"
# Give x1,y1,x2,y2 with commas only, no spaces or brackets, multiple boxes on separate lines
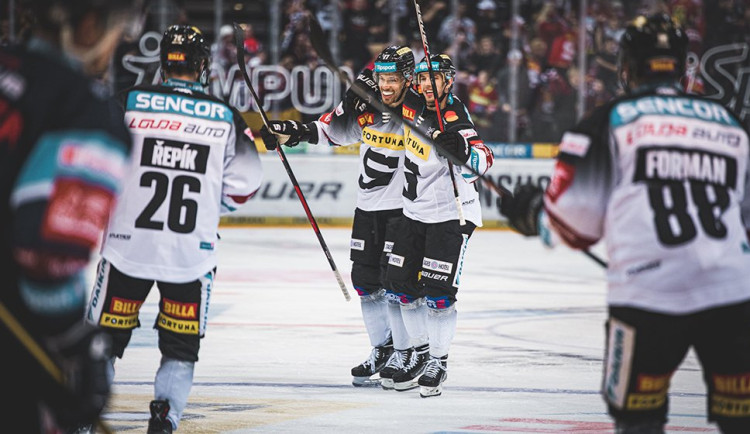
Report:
0,0,141,431
385,54,494,397
260,46,416,389
84,25,262,433
500,14,750,433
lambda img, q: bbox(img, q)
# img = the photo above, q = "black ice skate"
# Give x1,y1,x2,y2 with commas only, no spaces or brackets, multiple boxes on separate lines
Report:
418,355,448,398
379,348,411,390
392,344,429,391
351,339,393,387
147,399,173,434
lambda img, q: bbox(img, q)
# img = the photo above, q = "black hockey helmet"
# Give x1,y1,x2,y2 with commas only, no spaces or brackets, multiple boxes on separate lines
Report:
617,14,688,91
160,25,211,86
415,54,456,81
374,45,416,82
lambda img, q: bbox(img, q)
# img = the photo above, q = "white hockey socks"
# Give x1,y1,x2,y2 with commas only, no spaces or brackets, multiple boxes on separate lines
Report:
360,289,391,347
427,305,457,358
387,299,410,350
401,298,429,348
154,356,195,430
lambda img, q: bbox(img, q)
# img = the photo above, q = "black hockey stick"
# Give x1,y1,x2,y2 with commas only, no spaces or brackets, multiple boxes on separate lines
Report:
232,23,352,301
412,0,465,226
0,301,114,434
307,16,608,269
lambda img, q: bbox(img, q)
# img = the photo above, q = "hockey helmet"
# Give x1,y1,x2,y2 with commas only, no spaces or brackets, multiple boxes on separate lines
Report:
160,25,211,86
415,54,456,81
617,14,688,91
374,45,416,82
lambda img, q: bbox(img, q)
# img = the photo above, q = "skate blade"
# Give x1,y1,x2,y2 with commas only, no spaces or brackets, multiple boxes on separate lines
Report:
352,376,382,387
394,380,420,391
380,378,394,390
419,384,443,398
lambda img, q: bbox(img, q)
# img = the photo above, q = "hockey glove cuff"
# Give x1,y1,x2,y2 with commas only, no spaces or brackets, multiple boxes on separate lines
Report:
498,183,544,236
261,120,317,151
345,68,380,115
434,131,471,164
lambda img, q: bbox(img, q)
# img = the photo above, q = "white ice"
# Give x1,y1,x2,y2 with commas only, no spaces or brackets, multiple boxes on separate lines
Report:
97,227,717,433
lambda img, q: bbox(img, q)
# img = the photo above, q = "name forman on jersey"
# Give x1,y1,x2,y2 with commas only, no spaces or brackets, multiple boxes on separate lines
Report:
400,88,494,226
101,81,262,283
544,90,750,314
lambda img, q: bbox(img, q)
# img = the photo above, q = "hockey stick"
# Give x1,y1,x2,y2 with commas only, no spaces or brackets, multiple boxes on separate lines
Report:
0,301,114,434
307,16,608,269
412,0,465,226
232,23,352,301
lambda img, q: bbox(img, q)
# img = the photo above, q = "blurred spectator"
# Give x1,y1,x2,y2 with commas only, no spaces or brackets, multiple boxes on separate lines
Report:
476,0,503,40
467,34,503,76
526,37,548,88
467,69,499,138
438,0,476,49
496,49,533,141
592,35,618,92
211,24,236,72
342,0,376,72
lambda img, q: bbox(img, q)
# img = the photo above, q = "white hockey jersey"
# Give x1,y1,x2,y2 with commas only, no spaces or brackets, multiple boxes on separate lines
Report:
399,88,494,226
310,68,405,212
101,79,262,282
544,85,750,314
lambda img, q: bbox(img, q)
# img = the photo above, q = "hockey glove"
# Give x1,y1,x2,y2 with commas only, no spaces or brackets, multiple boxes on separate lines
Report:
345,68,380,115
45,321,113,429
260,120,317,150
434,131,471,164
498,183,544,236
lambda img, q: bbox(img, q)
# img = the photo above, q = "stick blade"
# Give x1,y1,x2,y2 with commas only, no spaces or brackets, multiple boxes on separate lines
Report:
308,15,335,68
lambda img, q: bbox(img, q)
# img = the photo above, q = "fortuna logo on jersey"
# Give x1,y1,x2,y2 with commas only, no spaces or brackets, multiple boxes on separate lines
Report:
361,128,403,150
404,127,430,160
141,138,210,173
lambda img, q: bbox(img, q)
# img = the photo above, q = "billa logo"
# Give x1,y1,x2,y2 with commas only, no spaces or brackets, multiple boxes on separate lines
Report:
444,111,459,122
168,52,186,62
357,113,374,127
403,105,416,121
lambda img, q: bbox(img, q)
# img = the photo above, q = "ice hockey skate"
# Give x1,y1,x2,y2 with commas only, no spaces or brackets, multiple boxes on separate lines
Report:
393,344,429,391
351,340,393,387
419,355,448,397
379,348,410,390
147,399,173,434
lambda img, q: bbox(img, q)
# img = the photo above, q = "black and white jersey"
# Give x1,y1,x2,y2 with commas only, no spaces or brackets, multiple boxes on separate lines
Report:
544,85,750,314
399,88,493,226
101,79,262,283
311,97,405,212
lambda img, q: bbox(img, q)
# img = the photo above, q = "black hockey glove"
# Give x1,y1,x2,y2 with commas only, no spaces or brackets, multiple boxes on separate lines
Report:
498,183,544,236
434,131,471,164
260,120,317,150
345,68,380,115
45,321,113,429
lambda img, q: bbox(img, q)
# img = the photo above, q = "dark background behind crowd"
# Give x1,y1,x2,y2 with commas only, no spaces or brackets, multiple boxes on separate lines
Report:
3,0,750,143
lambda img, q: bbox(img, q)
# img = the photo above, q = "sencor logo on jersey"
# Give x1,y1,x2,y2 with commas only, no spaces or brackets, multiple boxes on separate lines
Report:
129,91,231,122
141,138,210,174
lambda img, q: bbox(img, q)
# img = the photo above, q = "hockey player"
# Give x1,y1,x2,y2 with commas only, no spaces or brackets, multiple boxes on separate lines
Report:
84,25,262,433
386,54,494,397
260,46,416,389
500,14,750,433
0,0,141,431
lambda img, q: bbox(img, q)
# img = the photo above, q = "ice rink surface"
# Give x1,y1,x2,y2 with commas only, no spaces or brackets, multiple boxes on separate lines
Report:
96,227,718,433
